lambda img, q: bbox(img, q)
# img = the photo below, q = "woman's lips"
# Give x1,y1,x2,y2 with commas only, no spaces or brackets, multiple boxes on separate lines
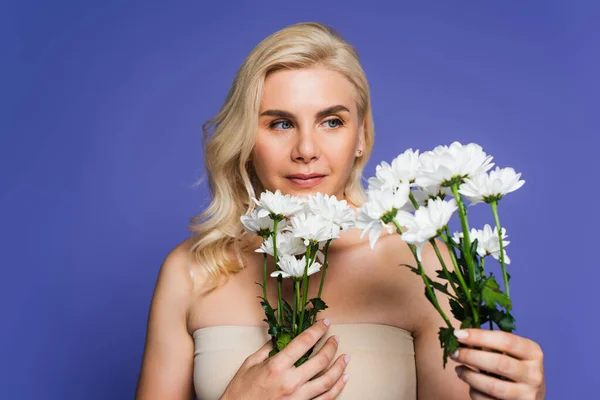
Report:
287,176,325,188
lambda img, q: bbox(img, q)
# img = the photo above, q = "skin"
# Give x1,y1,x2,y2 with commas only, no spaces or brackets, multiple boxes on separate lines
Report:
135,66,546,399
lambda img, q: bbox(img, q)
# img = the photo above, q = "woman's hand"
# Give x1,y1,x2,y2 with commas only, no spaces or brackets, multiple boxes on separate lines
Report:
220,318,350,400
450,328,546,400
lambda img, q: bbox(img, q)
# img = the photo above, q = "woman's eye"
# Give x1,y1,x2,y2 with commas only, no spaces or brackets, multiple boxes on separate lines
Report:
270,120,293,130
325,118,343,129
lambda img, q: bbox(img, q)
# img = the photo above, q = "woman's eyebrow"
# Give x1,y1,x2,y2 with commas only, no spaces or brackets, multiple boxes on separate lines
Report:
259,105,350,120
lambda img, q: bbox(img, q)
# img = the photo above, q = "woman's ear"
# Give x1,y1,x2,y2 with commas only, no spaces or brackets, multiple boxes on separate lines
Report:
356,120,366,155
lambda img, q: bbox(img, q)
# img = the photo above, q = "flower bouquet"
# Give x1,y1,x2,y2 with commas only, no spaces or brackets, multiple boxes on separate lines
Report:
356,141,524,367
241,191,356,366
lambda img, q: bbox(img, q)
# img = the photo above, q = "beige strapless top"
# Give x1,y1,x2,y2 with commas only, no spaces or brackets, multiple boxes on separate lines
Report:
193,323,416,400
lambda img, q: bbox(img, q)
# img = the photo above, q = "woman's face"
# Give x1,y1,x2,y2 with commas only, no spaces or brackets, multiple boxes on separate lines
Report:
252,66,365,200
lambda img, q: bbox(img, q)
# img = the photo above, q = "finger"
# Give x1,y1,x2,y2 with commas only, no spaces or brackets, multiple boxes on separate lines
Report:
450,347,526,383
454,329,544,361
468,387,498,400
294,335,339,383
456,365,529,400
301,354,350,399
244,340,273,366
272,319,330,368
311,373,350,400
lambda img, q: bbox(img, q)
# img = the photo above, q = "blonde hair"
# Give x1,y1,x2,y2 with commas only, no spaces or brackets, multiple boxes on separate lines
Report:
188,22,375,292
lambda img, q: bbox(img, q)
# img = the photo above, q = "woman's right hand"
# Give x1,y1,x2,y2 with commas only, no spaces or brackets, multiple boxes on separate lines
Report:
220,318,350,400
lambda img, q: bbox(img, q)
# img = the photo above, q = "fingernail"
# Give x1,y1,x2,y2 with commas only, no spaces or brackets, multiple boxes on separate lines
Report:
344,354,351,364
450,350,459,359
455,366,462,377
342,373,350,383
454,330,468,339
323,318,331,326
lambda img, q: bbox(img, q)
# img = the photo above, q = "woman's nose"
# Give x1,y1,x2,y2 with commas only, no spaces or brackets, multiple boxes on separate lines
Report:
291,127,320,163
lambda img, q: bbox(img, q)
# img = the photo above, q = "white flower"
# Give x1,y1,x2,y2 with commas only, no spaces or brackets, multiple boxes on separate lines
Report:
458,166,525,206
367,149,421,191
400,185,454,212
415,142,494,188
356,183,412,249
401,197,458,261
307,192,356,237
255,230,307,257
452,224,511,264
289,211,337,246
241,209,286,236
252,189,305,219
271,254,322,279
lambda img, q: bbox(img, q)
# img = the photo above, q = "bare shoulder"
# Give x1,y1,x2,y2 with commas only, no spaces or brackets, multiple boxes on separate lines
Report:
135,237,204,400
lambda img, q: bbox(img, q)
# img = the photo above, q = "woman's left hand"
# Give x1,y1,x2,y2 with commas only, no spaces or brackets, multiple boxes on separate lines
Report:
449,328,546,400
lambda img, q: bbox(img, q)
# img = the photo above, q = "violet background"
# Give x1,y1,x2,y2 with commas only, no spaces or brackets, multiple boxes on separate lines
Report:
1,1,597,398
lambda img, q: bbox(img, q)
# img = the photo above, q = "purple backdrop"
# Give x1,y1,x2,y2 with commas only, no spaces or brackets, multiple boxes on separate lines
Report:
1,1,597,399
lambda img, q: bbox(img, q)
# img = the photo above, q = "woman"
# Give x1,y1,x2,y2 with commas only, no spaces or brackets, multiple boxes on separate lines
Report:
136,22,546,399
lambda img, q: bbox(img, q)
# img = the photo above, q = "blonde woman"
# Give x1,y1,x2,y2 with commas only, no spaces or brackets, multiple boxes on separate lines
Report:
136,22,546,400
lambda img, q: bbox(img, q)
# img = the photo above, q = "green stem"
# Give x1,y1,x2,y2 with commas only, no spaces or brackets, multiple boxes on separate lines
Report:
441,228,472,303
393,219,453,329
440,228,479,327
480,258,493,331
262,253,268,300
293,280,300,335
481,256,485,275
298,245,312,334
429,238,459,295
491,201,510,301
408,192,420,210
272,219,282,326
450,184,477,292
317,240,332,299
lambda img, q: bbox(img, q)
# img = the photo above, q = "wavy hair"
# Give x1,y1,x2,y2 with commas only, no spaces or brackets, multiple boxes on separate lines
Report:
188,22,375,292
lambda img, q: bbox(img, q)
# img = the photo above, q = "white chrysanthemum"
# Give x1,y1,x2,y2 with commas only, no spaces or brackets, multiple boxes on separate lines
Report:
401,197,458,261
367,149,421,191
458,166,525,206
255,230,307,257
271,254,322,279
356,183,412,249
252,189,305,219
241,209,286,236
289,211,337,246
415,142,494,188
452,224,511,264
307,192,356,237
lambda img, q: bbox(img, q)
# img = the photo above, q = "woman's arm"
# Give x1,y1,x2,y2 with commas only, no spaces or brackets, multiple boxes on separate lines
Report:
135,242,196,400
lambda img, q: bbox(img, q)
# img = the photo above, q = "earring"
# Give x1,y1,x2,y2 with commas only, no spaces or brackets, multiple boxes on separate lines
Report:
357,149,363,156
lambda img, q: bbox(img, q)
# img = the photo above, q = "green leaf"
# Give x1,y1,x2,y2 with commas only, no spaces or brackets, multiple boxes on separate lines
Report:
309,297,328,313
276,332,292,351
430,280,455,299
449,298,466,321
491,309,516,332
460,317,474,329
470,238,479,259
294,348,315,368
282,298,293,316
438,327,460,368
481,276,511,310
304,298,329,330
399,263,420,276
268,325,280,337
